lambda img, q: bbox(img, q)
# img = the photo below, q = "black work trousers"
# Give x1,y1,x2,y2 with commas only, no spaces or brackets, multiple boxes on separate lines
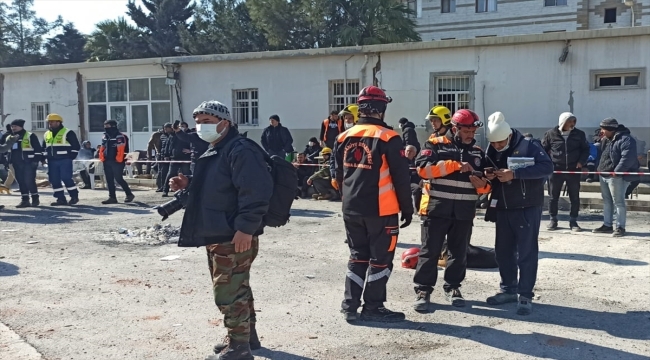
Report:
12,161,38,199
156,162,170,190
548,173,581,220
104,161,133,198
413,217,472,293
411,183,422,213
163,162,191,193
342,214,399,312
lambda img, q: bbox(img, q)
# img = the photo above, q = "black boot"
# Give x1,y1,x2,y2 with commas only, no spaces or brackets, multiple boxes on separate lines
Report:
214,324,261,354
69,197,79,205
50,198,68,206
207,340,253,360
124,194,135,203
16,198,31,208
102,197,118,205
31,195,39,207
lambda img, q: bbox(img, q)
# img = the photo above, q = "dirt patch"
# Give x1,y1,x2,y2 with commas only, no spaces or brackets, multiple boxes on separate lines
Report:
143,315,161,321
114,278,143,286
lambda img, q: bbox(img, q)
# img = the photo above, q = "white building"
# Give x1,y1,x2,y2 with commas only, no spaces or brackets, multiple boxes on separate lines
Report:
0,27,648,153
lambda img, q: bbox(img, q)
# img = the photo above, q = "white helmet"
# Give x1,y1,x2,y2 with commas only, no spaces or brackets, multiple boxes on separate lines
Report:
192,100,232,121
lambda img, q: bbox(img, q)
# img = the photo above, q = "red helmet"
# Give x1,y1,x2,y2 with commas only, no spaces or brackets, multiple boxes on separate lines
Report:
451,109,483,128
401,247,420,269
357,86,392,103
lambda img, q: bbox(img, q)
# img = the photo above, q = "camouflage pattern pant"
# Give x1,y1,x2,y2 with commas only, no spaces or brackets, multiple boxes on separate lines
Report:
206,236,259,342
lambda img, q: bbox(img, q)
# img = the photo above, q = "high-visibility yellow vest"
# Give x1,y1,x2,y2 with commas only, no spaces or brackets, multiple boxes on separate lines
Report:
44,127,70,147
20,131,36,159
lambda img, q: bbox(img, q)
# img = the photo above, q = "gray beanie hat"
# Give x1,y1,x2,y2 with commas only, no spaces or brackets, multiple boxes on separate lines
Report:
192,100,232,121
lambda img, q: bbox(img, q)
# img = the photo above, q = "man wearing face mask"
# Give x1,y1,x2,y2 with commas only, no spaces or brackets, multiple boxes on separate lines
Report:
303,137,322,163
414,109,491,311
339,104,359,130
170,100,273,360
99,120,135,204
483,112,553,316
542,112,590,231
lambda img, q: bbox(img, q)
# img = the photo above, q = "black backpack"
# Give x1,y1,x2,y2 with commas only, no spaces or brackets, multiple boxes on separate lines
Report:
237,138,297,227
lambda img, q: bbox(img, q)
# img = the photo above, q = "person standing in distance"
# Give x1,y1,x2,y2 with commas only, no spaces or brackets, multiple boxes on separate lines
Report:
42,114,80,206
99,120,135,204
9,119,43,207
333,86,413,323
169,100,273,360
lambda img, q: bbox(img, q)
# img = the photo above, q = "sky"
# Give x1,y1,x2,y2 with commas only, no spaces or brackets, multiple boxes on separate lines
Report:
26,0,136,35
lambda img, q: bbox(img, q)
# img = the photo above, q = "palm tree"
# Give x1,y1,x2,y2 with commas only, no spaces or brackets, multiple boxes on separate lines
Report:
85,17,153,62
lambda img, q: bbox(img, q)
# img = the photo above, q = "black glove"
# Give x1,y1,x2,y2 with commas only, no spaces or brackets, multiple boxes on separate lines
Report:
400,213,413,228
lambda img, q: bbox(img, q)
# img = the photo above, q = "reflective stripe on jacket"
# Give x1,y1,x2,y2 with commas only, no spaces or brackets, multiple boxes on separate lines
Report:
43,127,80,160
99,132,128,163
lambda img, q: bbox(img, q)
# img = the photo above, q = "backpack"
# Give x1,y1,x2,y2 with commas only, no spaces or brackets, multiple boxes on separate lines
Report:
235,137,298,227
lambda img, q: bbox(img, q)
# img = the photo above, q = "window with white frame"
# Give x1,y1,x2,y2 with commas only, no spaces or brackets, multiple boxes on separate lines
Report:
476,0,497,13
232,89,259,126
434,75,472,114
590,69,645,90
86,78,171,133
31,102,50,130
442,0,456,13
329,80,360,113
544,0,567,6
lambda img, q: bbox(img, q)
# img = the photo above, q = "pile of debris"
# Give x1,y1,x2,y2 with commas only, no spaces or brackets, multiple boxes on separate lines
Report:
114,224,181,245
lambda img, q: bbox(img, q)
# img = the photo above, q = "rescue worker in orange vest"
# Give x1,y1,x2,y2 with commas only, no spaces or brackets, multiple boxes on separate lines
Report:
333,86,413,323
426,105,452,137
99,120,134,204
320,110,343,149
413,109,491,311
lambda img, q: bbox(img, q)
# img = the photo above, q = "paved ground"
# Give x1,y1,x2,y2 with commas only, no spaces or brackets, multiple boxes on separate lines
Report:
0,187,649,360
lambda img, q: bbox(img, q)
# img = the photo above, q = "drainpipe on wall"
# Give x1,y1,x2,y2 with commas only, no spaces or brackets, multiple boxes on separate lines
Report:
359,55,369,87
76,72,86,141
344,55,354,100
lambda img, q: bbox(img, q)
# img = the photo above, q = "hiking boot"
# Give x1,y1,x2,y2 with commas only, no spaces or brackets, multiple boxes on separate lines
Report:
214,324,261,354
445,289,465,307
592,225,614,234
16,199,31,208
68,197,79,205
317,194,332,200
50,199,68,206
585,178,593,183
486,292,518,305
516,296,533,315
359,307,405,323
569,221,581,232
311,194,320,199
31,196,39,207
102,197,118,205
206,340,253,360
546,219,558,231
437,253,447,267
613,228,626,237
413,291,430,312
124,194,135,203
341,309,358,322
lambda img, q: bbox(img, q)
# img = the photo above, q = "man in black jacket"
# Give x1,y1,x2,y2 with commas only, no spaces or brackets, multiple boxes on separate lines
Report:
542,112,590,231
303,137,322,163
9,119,43,207
261,115,293,159
156,124,173,192
398,117,421,153
170,100,272,360
174,125,209,174
162,123,191,197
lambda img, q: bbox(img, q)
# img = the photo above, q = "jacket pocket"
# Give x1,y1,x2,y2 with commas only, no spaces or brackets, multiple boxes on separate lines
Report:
197,208,235,238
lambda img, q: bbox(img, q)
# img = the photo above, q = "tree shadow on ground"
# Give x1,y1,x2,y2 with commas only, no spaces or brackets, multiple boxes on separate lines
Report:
351,320,648,360
255,348,315,360
291,209,336,218
0,261,19,276
539,251,647,266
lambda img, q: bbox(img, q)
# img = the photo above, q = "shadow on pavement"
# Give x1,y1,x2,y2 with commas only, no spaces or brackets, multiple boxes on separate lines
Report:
0,261,19,276
0,204,152,224
291,209,336,218
539,251,648,266
255,348,315,360
351,320,648,359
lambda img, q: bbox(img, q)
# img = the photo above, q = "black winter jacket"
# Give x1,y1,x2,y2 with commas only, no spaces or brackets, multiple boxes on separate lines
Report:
175,130,209,164
178,128,273,247
541,126,590,170
597,125,639,182
304,143,322,163
486,129,553,211
261,124,293,154
400,121,421,153
9,130,43,164
164,132,191,161
158,132,173,158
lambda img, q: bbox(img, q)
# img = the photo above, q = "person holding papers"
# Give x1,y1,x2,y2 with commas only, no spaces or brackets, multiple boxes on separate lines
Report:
483,112,553,316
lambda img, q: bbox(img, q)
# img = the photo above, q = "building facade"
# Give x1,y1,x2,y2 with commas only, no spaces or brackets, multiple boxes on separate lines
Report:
0,27,648,154
405,0,650,41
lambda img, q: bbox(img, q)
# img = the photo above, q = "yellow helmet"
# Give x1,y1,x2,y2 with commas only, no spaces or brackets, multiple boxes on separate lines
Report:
320,147,332,156
46,113,63,122
425,106,451,126
339,104,359,123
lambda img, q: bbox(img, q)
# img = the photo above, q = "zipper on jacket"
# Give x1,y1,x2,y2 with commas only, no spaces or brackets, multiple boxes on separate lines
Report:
565,136,569,170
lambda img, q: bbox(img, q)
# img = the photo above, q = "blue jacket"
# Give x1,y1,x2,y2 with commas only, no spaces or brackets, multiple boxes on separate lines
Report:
486,129,554,210
597,125,639,181
587,143,598,162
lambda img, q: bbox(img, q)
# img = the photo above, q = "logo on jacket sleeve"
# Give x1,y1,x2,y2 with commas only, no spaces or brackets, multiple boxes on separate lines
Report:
420,149,432,157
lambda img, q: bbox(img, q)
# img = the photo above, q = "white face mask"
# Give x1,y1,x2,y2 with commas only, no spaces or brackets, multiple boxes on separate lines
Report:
345,123,354,129
196,121,226,143
308,142,315,147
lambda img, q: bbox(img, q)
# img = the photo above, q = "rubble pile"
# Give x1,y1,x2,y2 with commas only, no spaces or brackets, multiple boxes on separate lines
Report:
114,224,181,245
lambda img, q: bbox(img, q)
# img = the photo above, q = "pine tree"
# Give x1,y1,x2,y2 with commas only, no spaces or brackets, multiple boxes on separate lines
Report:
44,23,88,64
85,18,154,62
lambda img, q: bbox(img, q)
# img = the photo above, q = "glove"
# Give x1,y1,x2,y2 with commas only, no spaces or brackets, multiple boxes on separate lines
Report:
400,213,413,229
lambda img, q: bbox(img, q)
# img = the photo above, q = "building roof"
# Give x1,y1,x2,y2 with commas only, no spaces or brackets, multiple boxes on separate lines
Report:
1,26,649,74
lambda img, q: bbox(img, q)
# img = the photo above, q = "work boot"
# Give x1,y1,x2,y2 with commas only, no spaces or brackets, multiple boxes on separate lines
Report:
359,306,405,323
341,309,358,322
31,196,39,207
155,188,164,193
311,194,320,200
413,291,431,312
16,199,31,208
317,194,332,200
613,228,626,237
50,199,68,206
516,296,533,315
445,288,465,307
546,218,558,231
124,194,135,203
486,292,518,305
68,197,79,205
102,197,118,205
206,340,253,360
569,221,582,232
592,225,614,234
214,324,261,353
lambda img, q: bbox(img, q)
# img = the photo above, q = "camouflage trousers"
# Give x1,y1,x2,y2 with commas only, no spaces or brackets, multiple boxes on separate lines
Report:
206,236,259,342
